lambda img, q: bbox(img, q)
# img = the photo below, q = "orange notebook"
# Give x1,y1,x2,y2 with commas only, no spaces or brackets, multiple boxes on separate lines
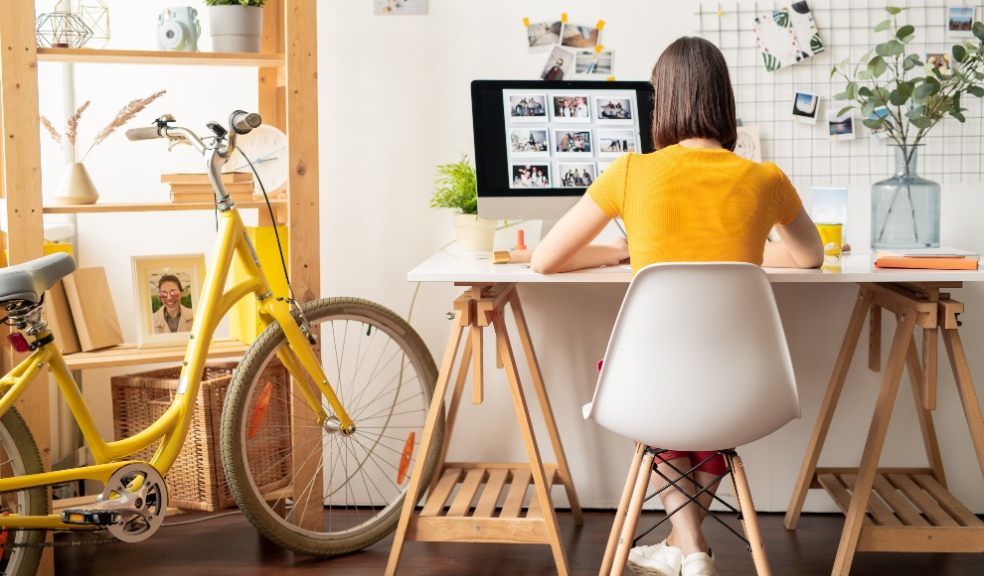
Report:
874,256,980,270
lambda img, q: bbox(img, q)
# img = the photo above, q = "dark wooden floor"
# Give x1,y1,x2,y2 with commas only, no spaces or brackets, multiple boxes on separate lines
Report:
54,510,983,575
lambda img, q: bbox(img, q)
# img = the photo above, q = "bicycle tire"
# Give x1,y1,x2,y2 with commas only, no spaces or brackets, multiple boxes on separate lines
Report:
220,297,444,556
0,408,47,576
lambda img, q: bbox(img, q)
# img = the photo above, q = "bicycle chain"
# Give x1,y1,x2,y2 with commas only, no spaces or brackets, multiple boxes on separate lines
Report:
0,531,120,549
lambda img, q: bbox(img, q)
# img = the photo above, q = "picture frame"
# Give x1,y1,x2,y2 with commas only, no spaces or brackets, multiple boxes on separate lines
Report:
791,91,820,124
132,253,206,348
947,4,975,38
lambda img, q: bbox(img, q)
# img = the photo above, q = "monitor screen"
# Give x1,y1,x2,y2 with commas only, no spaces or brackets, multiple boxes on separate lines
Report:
471,80,655,209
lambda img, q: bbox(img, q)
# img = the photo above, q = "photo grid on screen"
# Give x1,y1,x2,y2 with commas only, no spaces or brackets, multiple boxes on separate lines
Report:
502,90,642,190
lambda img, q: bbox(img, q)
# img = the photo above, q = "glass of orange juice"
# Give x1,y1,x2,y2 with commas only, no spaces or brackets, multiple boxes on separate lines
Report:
816,222,843,262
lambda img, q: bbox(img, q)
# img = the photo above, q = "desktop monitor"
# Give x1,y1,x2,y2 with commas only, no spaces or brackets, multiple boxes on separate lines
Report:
471,79,655,222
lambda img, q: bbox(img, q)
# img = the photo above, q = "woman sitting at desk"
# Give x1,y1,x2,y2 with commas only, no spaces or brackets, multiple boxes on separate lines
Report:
530,37,823,576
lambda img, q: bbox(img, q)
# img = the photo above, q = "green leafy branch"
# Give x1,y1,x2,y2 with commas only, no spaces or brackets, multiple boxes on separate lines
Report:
430,155,478,215
832,5,984,171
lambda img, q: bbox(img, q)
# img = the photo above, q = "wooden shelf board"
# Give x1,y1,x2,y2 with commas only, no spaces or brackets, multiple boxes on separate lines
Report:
43,200,286,215
37,47,284,67
63,339,249,370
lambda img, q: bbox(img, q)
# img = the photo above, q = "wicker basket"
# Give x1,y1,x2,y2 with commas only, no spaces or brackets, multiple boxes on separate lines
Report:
111,362,291,511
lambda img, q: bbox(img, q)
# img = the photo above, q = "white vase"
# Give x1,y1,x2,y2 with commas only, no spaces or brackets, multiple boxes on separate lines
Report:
453,213,496,252
55,162,99,205
208,5,264,53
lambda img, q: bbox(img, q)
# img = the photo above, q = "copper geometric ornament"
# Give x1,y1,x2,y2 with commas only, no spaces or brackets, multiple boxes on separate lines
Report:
36,11,93,48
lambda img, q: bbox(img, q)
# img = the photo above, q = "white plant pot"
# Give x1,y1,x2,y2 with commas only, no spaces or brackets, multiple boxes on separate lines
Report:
208,5,263,53
453,213,496,252
54,162,99,205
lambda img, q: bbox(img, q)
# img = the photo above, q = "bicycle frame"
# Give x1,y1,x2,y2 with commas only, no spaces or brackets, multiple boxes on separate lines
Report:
0,204,354,531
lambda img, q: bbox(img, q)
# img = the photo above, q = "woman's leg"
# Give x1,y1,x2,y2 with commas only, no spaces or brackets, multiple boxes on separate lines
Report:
651,453,709,556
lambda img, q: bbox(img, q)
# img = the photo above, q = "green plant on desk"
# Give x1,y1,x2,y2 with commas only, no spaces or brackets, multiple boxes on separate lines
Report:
833,5,984,246
430,155,478,214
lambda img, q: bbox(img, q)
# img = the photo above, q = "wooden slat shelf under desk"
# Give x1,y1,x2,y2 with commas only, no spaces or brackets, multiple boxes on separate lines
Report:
42,200,286,215
37,47,284,67
62,339,248,370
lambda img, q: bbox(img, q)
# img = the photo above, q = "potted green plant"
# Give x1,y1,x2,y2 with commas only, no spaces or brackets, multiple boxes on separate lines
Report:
833,6,984,248
204,0,265,53
430,156,496,252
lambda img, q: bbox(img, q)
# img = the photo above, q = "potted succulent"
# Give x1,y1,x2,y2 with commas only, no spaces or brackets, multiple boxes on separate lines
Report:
833,6,984,248
204,0,265,53
430,156,496,252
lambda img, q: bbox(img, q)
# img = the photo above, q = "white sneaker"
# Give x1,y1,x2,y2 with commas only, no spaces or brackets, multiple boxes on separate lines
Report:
680,550,716,576
627,539,684,576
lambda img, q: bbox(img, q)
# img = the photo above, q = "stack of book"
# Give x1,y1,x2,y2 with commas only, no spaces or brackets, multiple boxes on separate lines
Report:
163,172,254,203
875,247,980,270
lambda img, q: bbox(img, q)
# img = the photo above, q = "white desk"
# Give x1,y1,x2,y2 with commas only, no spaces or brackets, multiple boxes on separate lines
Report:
392,250,984,576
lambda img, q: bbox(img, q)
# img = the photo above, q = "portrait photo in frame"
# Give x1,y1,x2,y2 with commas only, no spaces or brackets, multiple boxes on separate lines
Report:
132,254,206,348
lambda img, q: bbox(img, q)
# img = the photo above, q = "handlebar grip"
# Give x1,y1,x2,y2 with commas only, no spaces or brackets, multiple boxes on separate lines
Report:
125,126,162,141
230,111,262,135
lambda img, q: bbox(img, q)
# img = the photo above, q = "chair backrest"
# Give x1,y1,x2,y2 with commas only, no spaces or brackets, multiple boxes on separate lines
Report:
584,262,800,451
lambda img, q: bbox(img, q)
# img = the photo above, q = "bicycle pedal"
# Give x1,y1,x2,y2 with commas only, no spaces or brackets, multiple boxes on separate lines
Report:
61,508,119,526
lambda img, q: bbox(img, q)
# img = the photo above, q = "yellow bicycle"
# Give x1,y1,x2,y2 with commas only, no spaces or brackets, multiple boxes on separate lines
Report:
0,112,442,574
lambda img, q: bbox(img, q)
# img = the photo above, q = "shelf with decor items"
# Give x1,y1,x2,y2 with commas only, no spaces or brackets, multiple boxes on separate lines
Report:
37,47,285,68
0,1,319,571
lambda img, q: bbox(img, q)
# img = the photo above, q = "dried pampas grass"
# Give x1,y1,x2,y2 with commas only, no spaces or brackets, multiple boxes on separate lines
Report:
66,100,90,147
81,90,166,161
40,116,62,145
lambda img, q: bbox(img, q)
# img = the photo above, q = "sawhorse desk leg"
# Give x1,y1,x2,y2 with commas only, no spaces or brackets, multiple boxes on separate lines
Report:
785,282,984,576
386,283,582,575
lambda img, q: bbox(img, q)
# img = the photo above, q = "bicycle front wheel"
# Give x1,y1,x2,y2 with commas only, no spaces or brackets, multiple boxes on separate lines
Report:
0,408,47,576
220,297,443,556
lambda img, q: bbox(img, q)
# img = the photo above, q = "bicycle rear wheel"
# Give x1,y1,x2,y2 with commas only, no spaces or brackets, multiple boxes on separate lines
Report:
0,408,47,575
220,297,443,556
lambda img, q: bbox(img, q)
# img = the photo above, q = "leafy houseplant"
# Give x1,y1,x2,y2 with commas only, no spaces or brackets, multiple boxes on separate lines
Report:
204,0,266,53
833,6,984,248
431,156,495,251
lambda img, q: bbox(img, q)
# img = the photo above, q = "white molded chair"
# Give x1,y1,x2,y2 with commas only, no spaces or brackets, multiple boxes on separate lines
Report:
584,262,800,576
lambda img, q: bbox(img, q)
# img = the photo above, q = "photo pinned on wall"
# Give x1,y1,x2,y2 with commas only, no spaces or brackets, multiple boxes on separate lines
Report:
507,93,548,121
866,106,891,139
598,130,636,156
509,128,550,157
527,20,563,50
541,45,575,80
753,0,824,72
574,49,614,78
947,4,975,38
561,22,602,50
557,162,596,188
553,129,593,156
828,111,856,141
596,96,633,124
734,125,762,162
132,254,206,348
551,95,591,122
791,91,820,124
510,163,551,189
372,0,428,16
926,52,953,77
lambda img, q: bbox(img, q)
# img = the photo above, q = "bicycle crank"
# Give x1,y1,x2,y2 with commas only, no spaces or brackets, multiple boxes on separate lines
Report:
61,463,168,543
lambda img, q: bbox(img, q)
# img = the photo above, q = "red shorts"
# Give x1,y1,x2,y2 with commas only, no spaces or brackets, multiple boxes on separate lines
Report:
653,450,728,476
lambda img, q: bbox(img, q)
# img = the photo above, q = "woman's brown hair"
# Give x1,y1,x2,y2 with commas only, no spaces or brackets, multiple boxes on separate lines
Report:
650,36,737,151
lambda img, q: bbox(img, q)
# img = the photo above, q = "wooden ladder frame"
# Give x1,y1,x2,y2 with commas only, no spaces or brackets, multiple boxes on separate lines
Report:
386,283,583,575
785,282,984,575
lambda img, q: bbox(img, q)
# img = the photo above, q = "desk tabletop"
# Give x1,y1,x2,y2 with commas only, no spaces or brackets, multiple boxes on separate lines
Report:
409,250,984,284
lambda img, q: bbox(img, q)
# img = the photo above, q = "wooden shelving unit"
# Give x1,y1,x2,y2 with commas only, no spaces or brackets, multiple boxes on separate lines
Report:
37,47,284,67
0,4,320,572
62,339,249,371
43,200,286,214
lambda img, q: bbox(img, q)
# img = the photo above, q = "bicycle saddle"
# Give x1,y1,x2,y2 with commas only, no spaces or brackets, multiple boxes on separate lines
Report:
0,253,77,305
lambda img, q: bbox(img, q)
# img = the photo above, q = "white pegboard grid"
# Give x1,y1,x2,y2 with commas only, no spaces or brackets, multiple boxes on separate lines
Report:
696,0,984,185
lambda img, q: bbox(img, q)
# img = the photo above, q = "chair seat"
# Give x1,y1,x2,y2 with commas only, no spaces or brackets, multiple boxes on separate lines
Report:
0,253,76,304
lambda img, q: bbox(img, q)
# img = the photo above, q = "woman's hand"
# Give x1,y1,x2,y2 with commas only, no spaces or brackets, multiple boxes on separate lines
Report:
611,236,629,264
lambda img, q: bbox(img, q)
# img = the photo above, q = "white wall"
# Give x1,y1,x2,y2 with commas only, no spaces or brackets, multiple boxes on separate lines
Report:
23,1,984,512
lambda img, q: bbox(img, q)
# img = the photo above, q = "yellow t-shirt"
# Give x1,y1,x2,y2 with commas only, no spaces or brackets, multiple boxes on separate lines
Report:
589,144,803,274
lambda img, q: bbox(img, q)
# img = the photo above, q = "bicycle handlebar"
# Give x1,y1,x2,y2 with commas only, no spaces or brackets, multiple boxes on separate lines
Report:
125,126,162,141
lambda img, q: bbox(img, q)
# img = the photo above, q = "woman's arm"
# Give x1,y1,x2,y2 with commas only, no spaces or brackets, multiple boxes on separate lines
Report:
530,195,627,273
762,208,824,268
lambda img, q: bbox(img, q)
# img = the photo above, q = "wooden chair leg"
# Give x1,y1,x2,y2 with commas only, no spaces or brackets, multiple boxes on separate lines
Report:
600,443,646,576
609,449,655,576
728,453,771,576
